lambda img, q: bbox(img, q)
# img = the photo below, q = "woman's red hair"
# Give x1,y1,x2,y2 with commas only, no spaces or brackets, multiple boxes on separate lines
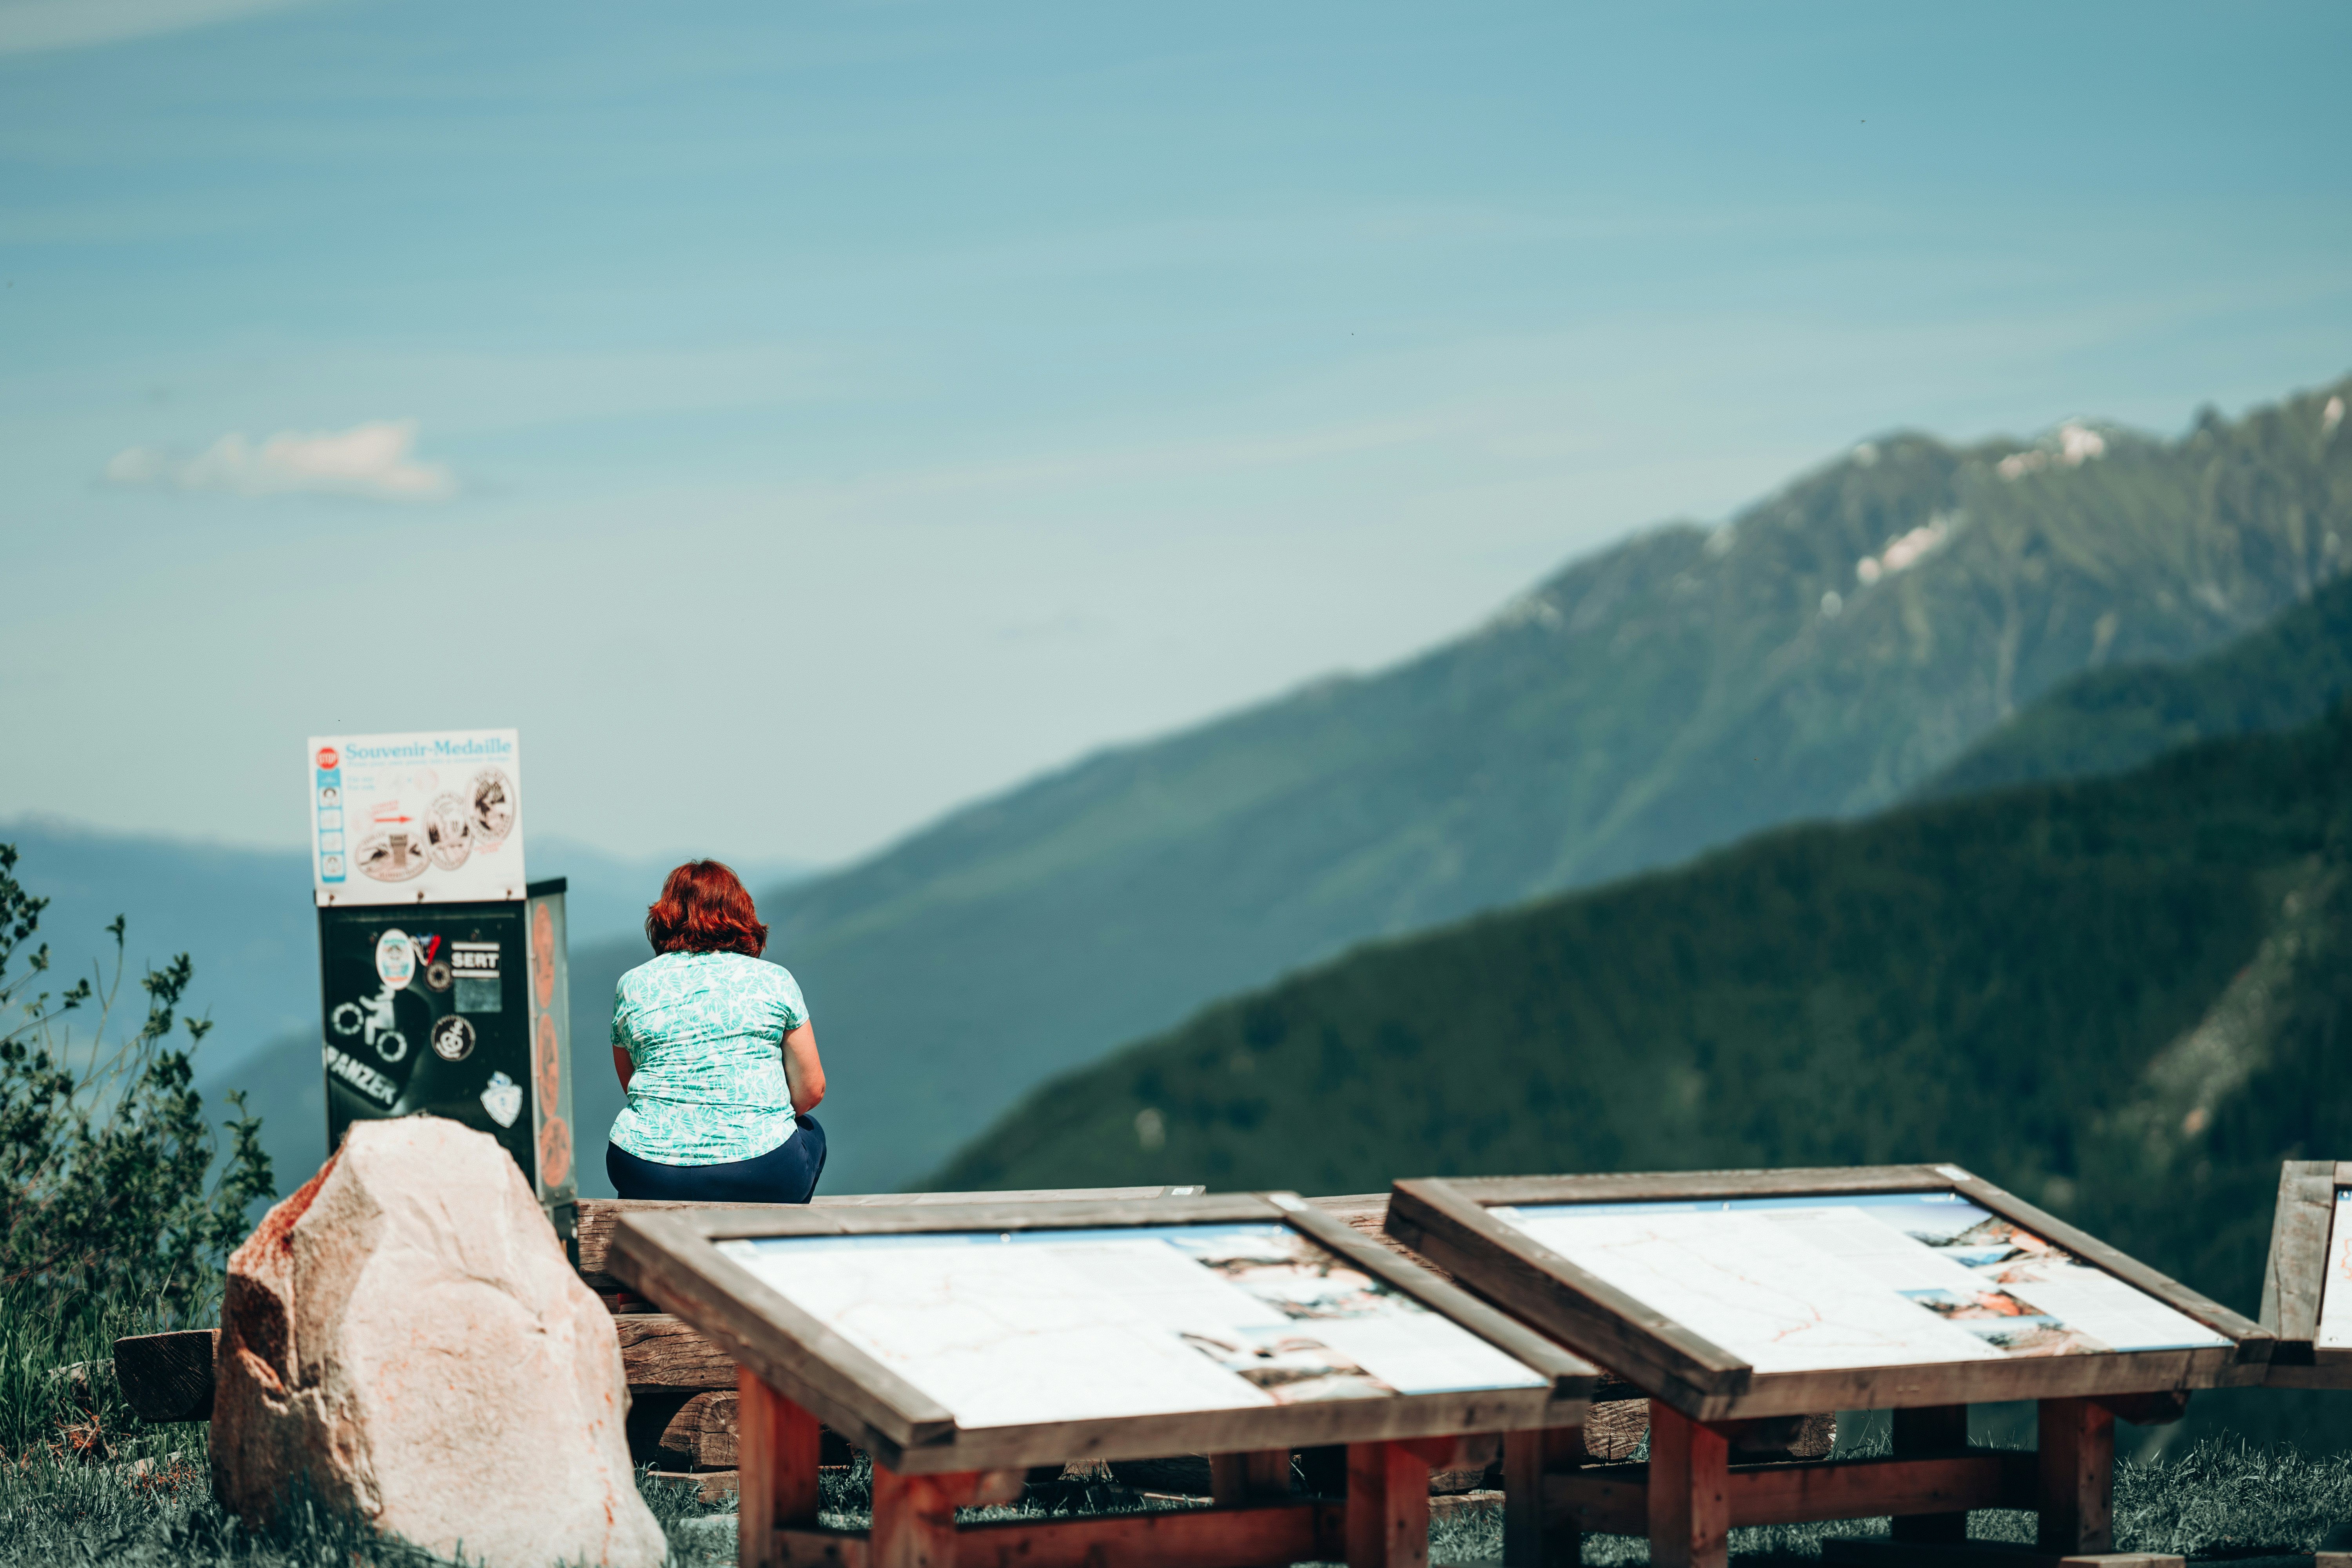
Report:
646,860,769,957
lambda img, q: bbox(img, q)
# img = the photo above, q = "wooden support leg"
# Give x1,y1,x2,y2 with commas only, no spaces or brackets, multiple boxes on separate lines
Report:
1890,1405,1969,1545
871,1463,962,1568
1347,1440,1432,1568
735,1370,821,1568
1504,1428,1579,1567
1210,1448,1293,1504
1647,1401,1729,1568
2037,1397,2115,1555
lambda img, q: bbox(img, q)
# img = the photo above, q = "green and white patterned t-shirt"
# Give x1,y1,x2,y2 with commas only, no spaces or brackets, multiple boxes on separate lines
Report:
608,952,809,1165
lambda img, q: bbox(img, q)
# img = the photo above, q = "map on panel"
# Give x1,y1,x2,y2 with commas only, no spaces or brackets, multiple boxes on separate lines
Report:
716,1223,1546,1429
2315,1189,2352,1349
1495,1192,2230,1375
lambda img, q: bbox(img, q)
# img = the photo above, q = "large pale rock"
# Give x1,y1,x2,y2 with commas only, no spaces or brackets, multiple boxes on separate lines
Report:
211,1117,665,1568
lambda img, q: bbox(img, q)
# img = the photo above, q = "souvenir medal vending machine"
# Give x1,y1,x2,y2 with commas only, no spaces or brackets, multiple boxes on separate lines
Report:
309,729,577,1241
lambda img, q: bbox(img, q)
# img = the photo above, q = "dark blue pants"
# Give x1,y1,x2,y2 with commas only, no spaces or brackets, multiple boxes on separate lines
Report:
605,1115,828,1203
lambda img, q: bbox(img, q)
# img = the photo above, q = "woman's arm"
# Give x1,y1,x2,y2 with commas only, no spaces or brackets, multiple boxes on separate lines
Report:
612,1045,633,1093
782,1022,825,1114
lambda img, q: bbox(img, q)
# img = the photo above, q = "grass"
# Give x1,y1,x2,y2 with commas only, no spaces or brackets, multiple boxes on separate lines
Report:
8,1428,2352,1566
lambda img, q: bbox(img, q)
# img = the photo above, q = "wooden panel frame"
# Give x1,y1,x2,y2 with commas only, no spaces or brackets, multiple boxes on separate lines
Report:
2258,1160,2352,1387
608,1190,1596,1474
1385,1164,2269,1422
576,1186,1205,1292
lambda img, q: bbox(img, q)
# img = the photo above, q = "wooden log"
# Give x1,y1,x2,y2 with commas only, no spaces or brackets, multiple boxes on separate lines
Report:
2259,1160,2337,1347
1891,1405,1969,1544
1347,1441,1432,1568
113,1329,218,1423
615,1314,739,1392
2038,1397,2115,1555
1647,1401,1730,1568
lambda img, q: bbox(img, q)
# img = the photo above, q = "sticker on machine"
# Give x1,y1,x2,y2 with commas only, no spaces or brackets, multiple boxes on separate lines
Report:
481,1071,524,1128
430,1015,476,1062
375,930,416,990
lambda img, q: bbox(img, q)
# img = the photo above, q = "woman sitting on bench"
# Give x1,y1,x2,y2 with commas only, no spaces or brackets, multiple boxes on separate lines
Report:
605,860,829,1203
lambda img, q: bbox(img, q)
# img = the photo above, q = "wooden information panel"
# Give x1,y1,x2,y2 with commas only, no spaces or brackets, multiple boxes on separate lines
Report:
1387,1165,2270,1568
2258,1159,2352,1388
611,1191,1596,1568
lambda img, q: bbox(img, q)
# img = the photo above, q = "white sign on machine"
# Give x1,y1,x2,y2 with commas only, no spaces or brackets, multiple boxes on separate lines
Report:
309,729,526,906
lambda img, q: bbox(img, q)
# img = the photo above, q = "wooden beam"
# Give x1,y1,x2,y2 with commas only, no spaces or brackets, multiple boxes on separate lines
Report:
1822,1542,2184,1568
1208,1449,1290,1505
112,1329,218,1423
2038,1397,2115,1556
740,1372,823,1568
1646,1402,1730,1568
1503,1428,1577,1568
769,1501,1345,1568
1891,1405,1969,1544
1385,1179,1750,1416
870,1463,961,1568
1347,1440,1431,1568
2260,1161,2338,1347
1543,1449,2039,1534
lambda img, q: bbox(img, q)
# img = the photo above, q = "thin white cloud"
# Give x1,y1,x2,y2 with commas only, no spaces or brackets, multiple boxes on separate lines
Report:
106,419,456,501
0,0,308,55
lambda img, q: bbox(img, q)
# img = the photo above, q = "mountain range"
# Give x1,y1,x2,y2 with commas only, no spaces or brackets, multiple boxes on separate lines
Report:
10,374,2345,1203
637,377,2352,1191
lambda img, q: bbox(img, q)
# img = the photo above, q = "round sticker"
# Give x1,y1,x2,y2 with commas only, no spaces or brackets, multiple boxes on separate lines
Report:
423,793,474,871
316,746,339,770
375,929,416,990
430,1015,476,1062
470,766,517,846
424,958,453,992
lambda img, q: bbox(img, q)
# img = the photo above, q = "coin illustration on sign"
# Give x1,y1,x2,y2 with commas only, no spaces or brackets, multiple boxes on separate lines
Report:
470,766,517,846
354,831,429,882
423,793,474,871
538,1114,573,1187
532,901,557,1010
480,1070,524,1129
375,930,416,989
534,1013,561,1107
430,1015,476,1062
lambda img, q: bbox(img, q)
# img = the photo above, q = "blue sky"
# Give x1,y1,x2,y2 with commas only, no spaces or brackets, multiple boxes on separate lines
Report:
4,0,2348,863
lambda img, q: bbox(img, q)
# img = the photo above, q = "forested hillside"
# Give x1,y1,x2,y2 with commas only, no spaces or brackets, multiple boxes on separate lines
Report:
711,379,2352,1190
1918,565,2352,799
930,697,2352,1446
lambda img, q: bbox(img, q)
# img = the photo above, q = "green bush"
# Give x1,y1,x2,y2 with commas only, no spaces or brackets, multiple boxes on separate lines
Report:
0,842,273,1461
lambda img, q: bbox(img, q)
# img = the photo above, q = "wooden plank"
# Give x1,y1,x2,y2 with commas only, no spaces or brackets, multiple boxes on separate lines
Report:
1437,1165,1959,1206
1704,1345,2245,1419
615,1314,738,1392
113,1329,218,1423
1272,1195,1597,1401
867,1383,1568,1475
2259,1161,2337,1347
1503,1428,1576,1568
668,1192,1283,1243
768,1500,1346,1568
1823,1542,2184,1568
1347,1440,1430,1568
1940,1168,2269,1360
1891,1405,1969,1544
1648,1401,1730,1568
1544,1449,2038,1533
576,1188,1204,1289
1387,1178,1749,1416
871,1463,961,1568
2038,1397,2114,1555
